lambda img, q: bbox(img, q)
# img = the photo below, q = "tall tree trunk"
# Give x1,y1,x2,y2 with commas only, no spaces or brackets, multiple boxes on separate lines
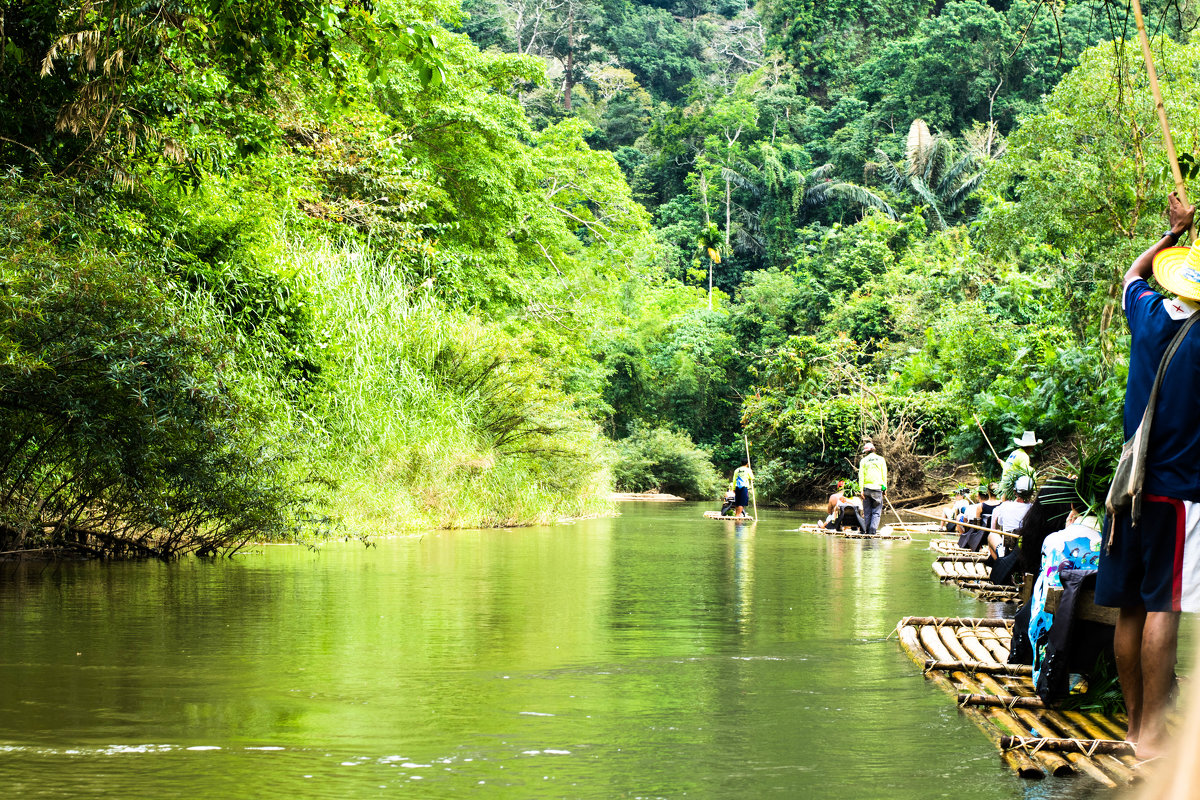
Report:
725,177,732,252
563,5,574,111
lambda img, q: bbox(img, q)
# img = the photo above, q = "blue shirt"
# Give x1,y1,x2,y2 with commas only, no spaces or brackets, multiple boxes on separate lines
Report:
1124,279,1200,500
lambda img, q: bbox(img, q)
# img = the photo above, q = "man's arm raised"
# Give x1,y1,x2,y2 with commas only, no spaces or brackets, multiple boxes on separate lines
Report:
1125,192,1196,286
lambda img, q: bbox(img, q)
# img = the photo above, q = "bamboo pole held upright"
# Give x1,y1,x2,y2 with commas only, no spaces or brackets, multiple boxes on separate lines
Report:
1131,0,1195,242
744,433,758,522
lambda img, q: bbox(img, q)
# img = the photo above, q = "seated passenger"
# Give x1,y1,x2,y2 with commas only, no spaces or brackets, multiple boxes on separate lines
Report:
942,487,971,531
1023,478,1102,688
988,475,1034,559
956,484,1000,551
827,480,846,517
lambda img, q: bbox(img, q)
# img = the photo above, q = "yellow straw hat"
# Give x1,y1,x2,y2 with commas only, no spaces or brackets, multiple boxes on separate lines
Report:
1153,243,1200,301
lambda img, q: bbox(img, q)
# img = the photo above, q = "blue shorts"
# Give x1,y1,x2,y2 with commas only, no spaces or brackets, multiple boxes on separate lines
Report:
1096,495,1200,612
734,487,749,507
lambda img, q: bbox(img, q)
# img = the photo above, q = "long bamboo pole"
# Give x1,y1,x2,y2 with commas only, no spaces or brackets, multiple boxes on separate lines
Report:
899,506,1019,538
743,433,758,522
973,414,1006,468
1131,0,1195,242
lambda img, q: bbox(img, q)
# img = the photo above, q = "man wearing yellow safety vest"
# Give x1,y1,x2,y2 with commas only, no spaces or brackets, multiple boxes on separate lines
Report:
858,442,887,536
729,461,754,519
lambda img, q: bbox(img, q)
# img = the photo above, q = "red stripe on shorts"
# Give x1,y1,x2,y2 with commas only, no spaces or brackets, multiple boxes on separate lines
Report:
1147,493,1187,611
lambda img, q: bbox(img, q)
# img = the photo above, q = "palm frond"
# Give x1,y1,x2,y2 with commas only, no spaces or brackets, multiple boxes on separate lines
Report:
873,150,904,191
905,119,932,177
935,153,980,197
809,181,898,219
941,171,986,216
909,176,947,230
807,163,835,182
721,166,761,197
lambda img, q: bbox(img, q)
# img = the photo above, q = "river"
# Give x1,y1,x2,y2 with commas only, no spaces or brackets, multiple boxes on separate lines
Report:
0,503,1119,799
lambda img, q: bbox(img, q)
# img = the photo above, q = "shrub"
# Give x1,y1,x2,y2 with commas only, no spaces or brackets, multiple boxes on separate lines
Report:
0,185,309,557
611,427,720,499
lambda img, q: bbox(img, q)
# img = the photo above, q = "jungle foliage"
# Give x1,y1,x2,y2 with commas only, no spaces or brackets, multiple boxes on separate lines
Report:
2,0,1197,555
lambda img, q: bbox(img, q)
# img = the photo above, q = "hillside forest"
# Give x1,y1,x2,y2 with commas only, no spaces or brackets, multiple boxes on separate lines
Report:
1,0,1197,556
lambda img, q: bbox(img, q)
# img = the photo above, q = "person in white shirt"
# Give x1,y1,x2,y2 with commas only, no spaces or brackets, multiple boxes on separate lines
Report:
988,474,1033,558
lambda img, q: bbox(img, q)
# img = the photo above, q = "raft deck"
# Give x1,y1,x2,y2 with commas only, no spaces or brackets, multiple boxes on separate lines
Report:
702,511,757,522
794,522,911,540
895,616,1136,787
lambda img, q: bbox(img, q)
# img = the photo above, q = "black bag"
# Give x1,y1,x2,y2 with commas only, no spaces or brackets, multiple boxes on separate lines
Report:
1106,311,1200,534
1008,602,1033,666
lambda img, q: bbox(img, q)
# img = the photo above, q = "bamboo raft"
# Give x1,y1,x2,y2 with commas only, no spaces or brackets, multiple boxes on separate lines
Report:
930,537,981,557
794,522,911,540
896,616,1136,786
930,549,1019,603
702,511,757,522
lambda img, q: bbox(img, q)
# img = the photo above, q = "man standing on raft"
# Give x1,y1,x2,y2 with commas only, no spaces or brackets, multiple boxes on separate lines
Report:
730,461,754,519
858,442,887,537
1003,430,1042,480
1097,192,1200,760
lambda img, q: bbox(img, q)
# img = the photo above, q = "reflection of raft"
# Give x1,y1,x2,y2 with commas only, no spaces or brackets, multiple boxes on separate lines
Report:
795,523,911,540
702,511,757,522
896,616,1136,787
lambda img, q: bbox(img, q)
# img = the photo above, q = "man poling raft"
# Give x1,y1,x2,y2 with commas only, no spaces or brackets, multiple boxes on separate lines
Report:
858,442,887,537
729,461,754,519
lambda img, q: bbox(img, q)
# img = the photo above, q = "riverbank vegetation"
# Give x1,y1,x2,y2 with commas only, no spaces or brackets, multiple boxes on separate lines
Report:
1,0,1195,555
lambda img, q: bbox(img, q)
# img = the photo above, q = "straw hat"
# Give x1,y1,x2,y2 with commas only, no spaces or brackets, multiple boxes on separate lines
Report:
1153,243,1200,301
1013,431,1042,448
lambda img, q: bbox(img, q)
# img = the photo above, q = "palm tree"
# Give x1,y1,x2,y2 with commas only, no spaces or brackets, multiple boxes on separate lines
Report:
696,222,723,311
874,119,988,230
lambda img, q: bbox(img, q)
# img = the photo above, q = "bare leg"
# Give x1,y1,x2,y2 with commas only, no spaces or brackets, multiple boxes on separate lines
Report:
986,532,1004,559
1137,610,1181,759
1114,605,1146,747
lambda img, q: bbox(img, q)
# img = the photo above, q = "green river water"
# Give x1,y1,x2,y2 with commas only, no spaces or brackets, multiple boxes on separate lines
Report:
1,503,1121,799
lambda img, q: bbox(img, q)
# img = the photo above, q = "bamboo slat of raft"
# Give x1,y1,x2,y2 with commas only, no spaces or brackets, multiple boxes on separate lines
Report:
959,693,1047,709
936,552,989,563
982,638,1011,664
938,626,975,663
895,616,1139,785
1040,709,1137,783
899,623,1049,777
978,676,1121,787
953,673,1048,779
1000,734,1134,758
959,632,1002,665
952,666,1069,776
920,626,957,663
1066,709,1128,743
978,673,1138,781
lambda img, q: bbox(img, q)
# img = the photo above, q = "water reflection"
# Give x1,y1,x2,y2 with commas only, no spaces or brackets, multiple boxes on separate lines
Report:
0,503,1107,798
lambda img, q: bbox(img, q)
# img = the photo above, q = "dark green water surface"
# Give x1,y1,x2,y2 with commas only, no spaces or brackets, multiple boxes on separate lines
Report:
1,503,1116,799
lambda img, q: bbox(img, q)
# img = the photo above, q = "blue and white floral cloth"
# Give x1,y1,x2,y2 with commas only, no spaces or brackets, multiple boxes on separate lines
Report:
1029,517,1102,687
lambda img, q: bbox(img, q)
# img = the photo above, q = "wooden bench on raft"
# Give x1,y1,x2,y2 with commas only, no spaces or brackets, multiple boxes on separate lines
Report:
1018,575,1118,626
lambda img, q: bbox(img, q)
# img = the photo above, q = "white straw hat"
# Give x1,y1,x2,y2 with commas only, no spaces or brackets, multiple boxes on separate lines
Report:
1013,431,1042,448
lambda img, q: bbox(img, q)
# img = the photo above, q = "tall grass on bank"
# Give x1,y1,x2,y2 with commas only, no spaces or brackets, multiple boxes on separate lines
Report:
293,241,613,533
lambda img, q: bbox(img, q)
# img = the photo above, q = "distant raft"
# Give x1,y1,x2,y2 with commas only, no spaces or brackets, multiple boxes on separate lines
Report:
702,511,757,522
895,616,1136,787
794,522,911,540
